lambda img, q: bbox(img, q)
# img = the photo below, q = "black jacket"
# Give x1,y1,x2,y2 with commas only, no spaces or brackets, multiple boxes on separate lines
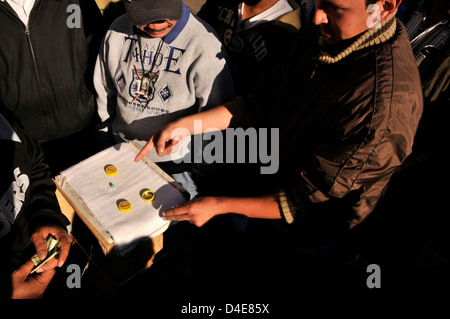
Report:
0,107,70,298
197,0,301,94
0,0,104,142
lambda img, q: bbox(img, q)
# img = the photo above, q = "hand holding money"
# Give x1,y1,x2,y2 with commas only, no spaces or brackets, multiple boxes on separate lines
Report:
30,225,70,271
30,235,60,274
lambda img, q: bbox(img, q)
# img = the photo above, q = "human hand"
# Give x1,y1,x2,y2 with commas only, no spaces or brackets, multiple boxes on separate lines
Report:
134,121,191,162
30,225,70,268
11,259,56,299
162,197,224,227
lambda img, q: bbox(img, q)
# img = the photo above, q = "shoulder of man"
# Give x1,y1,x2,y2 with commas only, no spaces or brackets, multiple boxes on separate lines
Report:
275,0,302,31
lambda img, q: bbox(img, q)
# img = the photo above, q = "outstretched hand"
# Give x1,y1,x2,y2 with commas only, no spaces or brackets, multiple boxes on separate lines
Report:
134,103,237,162
134,123,190,162
162,197,224,227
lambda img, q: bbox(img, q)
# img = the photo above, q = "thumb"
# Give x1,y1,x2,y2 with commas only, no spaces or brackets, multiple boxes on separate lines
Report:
32,236,48,261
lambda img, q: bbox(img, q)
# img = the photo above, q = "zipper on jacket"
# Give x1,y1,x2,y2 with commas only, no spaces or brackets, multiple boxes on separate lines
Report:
25,25,41,85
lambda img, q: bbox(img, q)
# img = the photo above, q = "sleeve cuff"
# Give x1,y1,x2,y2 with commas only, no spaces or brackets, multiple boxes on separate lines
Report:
29,212,70,234
279,189,298,224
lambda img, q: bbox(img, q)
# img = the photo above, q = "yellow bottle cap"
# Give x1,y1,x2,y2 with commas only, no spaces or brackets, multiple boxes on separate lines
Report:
141,190,155,202
118,200,131,212
105,165,117,176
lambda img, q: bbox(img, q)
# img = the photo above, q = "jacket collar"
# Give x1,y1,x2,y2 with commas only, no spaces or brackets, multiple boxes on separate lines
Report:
275,0,301,30
317,12,398,64
0,114,21,143
164,1,190,44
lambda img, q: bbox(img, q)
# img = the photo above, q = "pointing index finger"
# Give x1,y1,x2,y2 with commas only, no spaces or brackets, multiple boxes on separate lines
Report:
135,138,155,162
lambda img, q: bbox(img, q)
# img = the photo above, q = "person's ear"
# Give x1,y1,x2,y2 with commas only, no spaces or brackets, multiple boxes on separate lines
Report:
378,0,402,21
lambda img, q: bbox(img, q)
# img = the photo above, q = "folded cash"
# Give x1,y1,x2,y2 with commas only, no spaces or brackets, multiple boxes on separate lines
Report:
30,235,60,274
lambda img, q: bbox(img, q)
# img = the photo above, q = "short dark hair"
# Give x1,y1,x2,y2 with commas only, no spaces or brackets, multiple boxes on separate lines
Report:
366,0,378,5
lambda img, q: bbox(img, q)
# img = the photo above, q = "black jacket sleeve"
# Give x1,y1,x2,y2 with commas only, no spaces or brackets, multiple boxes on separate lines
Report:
80,0,107,93
13,115,70,233
0,108,70,298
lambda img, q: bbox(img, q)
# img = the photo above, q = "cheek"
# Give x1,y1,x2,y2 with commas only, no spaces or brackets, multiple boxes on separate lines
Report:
166,25,176,34
339,15,370,38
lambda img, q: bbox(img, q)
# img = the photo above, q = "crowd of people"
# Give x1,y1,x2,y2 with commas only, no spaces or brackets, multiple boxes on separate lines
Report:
0,0,449,300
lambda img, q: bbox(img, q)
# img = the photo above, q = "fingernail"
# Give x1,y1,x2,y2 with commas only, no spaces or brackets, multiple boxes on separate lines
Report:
36,268,44,273
38,252,46,260
157,148,163,153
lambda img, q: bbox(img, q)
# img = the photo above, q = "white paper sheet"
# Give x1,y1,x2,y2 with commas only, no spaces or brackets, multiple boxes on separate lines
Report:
59,143,186,255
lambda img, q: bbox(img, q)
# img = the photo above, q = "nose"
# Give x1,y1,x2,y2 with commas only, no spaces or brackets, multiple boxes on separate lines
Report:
313,9,328,25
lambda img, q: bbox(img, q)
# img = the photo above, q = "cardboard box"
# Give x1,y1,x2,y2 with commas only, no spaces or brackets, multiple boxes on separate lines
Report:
53,143,188,287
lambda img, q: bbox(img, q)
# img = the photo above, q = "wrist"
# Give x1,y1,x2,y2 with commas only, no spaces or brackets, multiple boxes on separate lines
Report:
215,197,228,216
165,118,191,143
